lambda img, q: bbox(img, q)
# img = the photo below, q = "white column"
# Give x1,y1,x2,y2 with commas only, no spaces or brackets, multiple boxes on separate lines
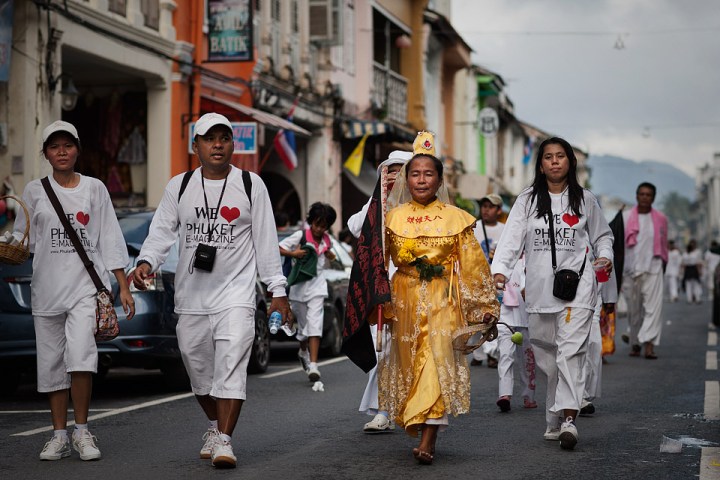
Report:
145,80,172,207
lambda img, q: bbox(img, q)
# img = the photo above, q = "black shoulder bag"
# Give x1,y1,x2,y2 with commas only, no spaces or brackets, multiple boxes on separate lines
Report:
548,212,586,301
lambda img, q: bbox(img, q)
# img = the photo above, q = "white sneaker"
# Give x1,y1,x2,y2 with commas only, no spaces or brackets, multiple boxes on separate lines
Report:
307,365,321,382
297,349,311,372
39,435,71,461
200,428,220,459
363,414,394,433
211,440,237,469
559,417,578,450
72,429,102,461
544,426,561,441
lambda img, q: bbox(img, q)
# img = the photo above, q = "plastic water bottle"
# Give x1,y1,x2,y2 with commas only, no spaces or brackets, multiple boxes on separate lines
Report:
497,290,504,304
268,311,282,334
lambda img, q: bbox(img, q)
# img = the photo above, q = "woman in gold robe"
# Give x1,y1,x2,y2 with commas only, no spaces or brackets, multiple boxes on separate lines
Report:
378,132,499,465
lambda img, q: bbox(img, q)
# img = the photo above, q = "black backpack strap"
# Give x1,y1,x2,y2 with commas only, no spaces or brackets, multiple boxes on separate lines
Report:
177,170,194,203
180,168,252,207
242,169,252,207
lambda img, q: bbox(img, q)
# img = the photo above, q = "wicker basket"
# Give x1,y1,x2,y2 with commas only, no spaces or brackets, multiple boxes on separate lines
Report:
451,321,499,354
0,195,30,265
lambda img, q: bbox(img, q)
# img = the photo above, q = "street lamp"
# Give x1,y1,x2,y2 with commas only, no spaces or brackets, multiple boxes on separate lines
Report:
48,73,79,111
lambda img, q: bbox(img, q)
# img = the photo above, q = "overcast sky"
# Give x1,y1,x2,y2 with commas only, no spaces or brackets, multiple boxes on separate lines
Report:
451,0,720,176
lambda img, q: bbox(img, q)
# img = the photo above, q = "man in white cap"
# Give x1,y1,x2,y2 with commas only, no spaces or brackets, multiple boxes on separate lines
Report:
471,193,505,368
347,150,412,433
131,112,291,469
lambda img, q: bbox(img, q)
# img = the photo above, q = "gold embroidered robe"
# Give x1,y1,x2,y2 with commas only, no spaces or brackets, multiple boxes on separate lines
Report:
378,199,499,435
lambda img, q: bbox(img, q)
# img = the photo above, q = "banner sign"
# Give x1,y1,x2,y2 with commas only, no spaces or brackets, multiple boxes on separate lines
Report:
0,0,13,82
207,0,253,62
189,121,257,154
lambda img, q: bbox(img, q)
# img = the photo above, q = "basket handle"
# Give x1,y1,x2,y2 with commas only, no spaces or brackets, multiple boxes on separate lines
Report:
1,195,30,248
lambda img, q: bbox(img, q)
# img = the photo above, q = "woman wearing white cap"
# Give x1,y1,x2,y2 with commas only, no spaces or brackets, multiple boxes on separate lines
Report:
13,120,135,461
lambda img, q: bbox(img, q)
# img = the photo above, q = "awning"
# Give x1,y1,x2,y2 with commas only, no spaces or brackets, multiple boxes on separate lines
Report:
201,95,311,137
342,120,388,138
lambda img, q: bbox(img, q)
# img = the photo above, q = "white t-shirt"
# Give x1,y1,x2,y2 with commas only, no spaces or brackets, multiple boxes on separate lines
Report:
623,211,663,275
704,250,720,277
14,175,128,315
665,249,682,277
492,188,614,314
473,221,505,261
137,167,287,314
682,249,703,267
278,229,330,301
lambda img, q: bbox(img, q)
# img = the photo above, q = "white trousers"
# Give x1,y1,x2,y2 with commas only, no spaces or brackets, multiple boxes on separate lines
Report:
528,308,593,427
582,316,602,400
358,324,391,414
497,326,535,400
470,331,499,361
685,279,703,303
665,275,679,300
624,272,664,346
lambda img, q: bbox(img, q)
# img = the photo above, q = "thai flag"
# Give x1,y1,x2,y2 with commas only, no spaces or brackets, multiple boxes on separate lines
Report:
274,125,297,171
274,101,299,171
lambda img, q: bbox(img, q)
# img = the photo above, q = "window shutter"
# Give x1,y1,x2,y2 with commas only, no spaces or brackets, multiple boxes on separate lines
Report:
309,0,342,45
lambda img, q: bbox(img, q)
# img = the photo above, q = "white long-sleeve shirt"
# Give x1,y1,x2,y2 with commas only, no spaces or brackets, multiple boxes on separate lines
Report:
492,188,614,314
137,167,286,314
13,174,128,315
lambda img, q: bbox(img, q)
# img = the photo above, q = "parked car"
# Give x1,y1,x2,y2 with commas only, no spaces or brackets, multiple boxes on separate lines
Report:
0,209,271,395
275,228,352,356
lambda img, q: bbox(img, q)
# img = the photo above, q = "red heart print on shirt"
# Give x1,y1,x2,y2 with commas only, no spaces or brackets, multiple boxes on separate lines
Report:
220,206,240,223
562,213,579,227
76,212,90,226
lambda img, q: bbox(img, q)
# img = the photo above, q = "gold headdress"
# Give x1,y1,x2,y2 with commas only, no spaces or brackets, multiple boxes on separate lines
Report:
413,131,436,156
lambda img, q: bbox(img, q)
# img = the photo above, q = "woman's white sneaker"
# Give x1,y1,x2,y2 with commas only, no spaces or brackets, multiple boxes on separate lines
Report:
559,417,578,450
39,436,71,461
72,429,102,460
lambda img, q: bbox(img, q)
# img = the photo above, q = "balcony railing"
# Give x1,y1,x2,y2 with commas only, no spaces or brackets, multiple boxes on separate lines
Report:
372,62,408,125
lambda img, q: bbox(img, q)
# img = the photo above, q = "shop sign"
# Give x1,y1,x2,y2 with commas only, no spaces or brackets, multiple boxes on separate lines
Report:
0,0,13,82
189,121,257,154
207,0,253,62
477,107,499,138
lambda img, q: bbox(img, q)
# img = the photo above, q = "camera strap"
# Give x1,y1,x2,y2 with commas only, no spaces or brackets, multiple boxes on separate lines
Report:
201,170,229,243
547,209,585,275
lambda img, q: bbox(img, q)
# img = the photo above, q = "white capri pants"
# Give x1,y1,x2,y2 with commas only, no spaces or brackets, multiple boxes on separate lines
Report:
176,306,255,399
292,296,325,341
34,294,98,393
528,307,593,428
497,326,535,400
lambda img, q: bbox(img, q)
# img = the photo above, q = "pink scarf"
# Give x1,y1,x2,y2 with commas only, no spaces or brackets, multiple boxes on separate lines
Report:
624,206,668,263
305,228,331,256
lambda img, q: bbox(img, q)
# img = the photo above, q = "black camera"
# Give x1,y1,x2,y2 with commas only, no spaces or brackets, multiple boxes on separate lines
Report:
193,243,217,272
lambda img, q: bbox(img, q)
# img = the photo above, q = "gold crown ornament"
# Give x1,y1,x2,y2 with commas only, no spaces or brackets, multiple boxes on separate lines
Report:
413,131,436,156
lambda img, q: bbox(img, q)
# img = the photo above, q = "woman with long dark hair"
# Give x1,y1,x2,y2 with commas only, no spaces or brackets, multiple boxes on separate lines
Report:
492,137,613,450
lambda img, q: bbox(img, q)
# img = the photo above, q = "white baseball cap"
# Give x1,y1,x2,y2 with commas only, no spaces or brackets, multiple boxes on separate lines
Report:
42,121,79,143
194,112,233,136
377,150,412,175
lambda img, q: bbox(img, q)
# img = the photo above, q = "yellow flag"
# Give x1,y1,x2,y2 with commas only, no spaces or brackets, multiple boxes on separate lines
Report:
343,133,369,176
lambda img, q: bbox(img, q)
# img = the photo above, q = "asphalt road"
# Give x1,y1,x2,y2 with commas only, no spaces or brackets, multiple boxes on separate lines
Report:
0,299,718,479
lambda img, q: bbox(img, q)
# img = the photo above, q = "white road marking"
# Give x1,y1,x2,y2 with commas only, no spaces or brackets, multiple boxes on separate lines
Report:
700,447,720,480
708,351,719,371
705,381,720,421
259,356,348,379
710,331,718,347
11,392,195,437
1,409,114,414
